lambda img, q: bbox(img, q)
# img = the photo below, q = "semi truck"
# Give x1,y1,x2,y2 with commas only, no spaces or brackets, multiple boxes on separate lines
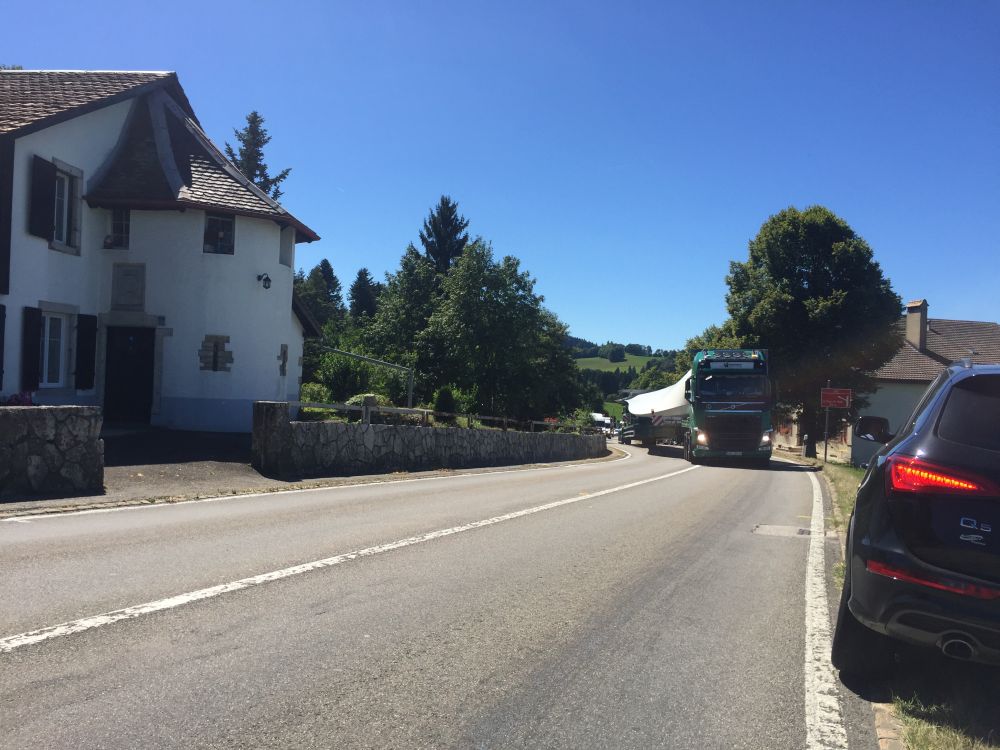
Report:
619,348,773,466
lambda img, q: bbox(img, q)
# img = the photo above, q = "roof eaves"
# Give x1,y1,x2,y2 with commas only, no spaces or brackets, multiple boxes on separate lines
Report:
292,292,322,337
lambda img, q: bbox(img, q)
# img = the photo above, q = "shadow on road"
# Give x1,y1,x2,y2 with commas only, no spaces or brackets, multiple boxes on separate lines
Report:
103,428,251,468
641,443,818,472
839,645,1000,745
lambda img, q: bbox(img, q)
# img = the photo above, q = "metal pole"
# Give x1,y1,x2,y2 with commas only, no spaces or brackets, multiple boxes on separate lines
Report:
316,345,415,408
823,379,830,464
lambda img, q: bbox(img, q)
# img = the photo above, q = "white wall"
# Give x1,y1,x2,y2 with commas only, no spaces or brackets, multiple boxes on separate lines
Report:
4,100,133,402
2,100,306,432
851,381,931,465
127,209,303,430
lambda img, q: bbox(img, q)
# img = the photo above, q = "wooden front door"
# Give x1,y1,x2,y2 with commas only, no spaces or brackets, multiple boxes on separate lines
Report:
104,326,155,424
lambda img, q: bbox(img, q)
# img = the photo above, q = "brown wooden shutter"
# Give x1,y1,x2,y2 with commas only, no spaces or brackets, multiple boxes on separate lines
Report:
21,306,42,392
28,155,56,241
0,303,6,390
74,314,98,390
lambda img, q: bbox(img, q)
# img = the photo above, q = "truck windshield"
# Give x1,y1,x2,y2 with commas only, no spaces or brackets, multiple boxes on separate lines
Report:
697,373,768,400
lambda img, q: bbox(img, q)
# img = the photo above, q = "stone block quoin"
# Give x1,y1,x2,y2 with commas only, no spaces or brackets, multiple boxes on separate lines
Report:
198,334,233,372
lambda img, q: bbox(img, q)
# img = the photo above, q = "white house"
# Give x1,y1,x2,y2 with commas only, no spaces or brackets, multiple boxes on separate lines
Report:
851,299,1000,465
0,70,320,432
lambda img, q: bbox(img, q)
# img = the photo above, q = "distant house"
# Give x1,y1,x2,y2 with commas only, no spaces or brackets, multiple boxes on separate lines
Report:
0,70,320,431
851,299,1000,465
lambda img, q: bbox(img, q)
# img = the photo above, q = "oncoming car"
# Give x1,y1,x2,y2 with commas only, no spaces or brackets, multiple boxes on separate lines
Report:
832,362,1000,677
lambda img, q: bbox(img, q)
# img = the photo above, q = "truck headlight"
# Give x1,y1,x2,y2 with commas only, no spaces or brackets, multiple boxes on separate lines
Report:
696,431,708,445
760,433,771,445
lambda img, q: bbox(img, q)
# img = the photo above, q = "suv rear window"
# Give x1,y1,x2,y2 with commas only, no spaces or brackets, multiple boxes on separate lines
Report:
937,374,1000,451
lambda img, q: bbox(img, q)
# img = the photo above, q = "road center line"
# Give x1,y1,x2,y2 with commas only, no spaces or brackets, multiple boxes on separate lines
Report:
803,471,848,749
0,463,697,654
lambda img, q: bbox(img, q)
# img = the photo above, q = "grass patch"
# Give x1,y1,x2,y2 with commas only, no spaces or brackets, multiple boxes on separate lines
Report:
575,354,657,372
821,462,865,533
894,683,1000,749
602,401,623,420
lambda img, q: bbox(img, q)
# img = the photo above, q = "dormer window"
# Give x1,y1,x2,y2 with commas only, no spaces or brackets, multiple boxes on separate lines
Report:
107,208,130,249
203,213,235,254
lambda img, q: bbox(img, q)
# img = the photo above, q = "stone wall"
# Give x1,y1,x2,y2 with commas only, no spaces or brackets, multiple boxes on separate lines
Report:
252,402,606,479
0,406,104,498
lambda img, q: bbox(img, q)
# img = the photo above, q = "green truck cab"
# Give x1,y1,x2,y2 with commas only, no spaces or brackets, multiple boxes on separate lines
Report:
620,348,773,467
684,348,772,466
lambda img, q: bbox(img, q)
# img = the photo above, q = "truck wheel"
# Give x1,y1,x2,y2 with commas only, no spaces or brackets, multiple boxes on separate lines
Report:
622,437,631,445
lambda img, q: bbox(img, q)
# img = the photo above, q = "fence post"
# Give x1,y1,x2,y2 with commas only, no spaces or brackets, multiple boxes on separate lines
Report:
362,395,377,425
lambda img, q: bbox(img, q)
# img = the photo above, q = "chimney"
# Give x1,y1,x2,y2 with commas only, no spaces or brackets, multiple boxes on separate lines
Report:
905,299,928,351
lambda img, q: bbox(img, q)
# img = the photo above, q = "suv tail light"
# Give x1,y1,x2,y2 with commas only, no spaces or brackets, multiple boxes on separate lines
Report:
867,560,1000,600
886,455,1000,497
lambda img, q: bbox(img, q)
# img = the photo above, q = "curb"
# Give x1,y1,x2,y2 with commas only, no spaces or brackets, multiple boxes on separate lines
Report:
873,702,905,750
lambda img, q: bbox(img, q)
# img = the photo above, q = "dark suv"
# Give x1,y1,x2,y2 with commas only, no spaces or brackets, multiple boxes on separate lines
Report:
832,362,1000,677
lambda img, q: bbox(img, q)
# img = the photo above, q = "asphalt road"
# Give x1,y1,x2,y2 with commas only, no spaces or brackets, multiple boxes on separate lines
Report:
0,444,877,749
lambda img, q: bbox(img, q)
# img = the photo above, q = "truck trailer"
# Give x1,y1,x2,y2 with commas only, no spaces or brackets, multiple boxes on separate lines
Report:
619,349,773,466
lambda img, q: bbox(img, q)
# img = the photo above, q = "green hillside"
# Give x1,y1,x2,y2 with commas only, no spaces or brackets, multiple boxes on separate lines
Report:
602,401,623,419
575,354,656,372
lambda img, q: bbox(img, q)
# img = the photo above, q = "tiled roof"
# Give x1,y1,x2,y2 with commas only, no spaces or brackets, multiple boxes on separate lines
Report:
0,70,190,135
874,318,1000,381
87,90,318,241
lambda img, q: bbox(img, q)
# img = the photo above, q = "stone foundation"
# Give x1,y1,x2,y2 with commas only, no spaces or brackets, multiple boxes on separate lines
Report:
252,402,606,479
0,406,104,498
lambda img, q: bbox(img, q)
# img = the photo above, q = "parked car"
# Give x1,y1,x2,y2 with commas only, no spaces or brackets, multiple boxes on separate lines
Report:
832,362,1000,678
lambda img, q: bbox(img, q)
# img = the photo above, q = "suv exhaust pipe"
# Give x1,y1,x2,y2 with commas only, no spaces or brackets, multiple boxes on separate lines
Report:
941,637,976,661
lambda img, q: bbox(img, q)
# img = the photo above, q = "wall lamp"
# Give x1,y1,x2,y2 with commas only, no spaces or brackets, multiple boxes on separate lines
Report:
257,273,272,290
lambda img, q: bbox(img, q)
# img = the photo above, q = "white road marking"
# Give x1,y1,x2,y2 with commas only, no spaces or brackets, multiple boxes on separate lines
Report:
804,471,849,749
1,447,634,523
0,464,697,654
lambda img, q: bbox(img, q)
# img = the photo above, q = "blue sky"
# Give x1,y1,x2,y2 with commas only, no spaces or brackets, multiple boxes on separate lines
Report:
5,1,998,350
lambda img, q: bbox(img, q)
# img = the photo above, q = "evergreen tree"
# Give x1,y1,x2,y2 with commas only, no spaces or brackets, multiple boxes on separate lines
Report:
225,111,291,202
348,268,380,318
419,195,470,273
294,260,346,327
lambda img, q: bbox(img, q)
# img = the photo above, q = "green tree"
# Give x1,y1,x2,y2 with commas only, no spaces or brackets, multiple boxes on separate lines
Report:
418,241,585,418
361,245,439,399
224,111,291,202
348,267,381,319
419,195,470,273
726,205,902,455
0,65,24,70
295,260,346,327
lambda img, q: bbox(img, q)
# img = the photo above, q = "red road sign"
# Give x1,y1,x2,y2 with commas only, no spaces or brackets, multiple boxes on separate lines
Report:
821,388,852,408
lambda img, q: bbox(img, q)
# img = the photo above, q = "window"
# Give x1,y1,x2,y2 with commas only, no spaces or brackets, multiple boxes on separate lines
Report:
28,156,81,251
38,312,67,387
937,375,1000,452
52,160,81,250
54,172,70,244
203,213,235,254
108,208,130,248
